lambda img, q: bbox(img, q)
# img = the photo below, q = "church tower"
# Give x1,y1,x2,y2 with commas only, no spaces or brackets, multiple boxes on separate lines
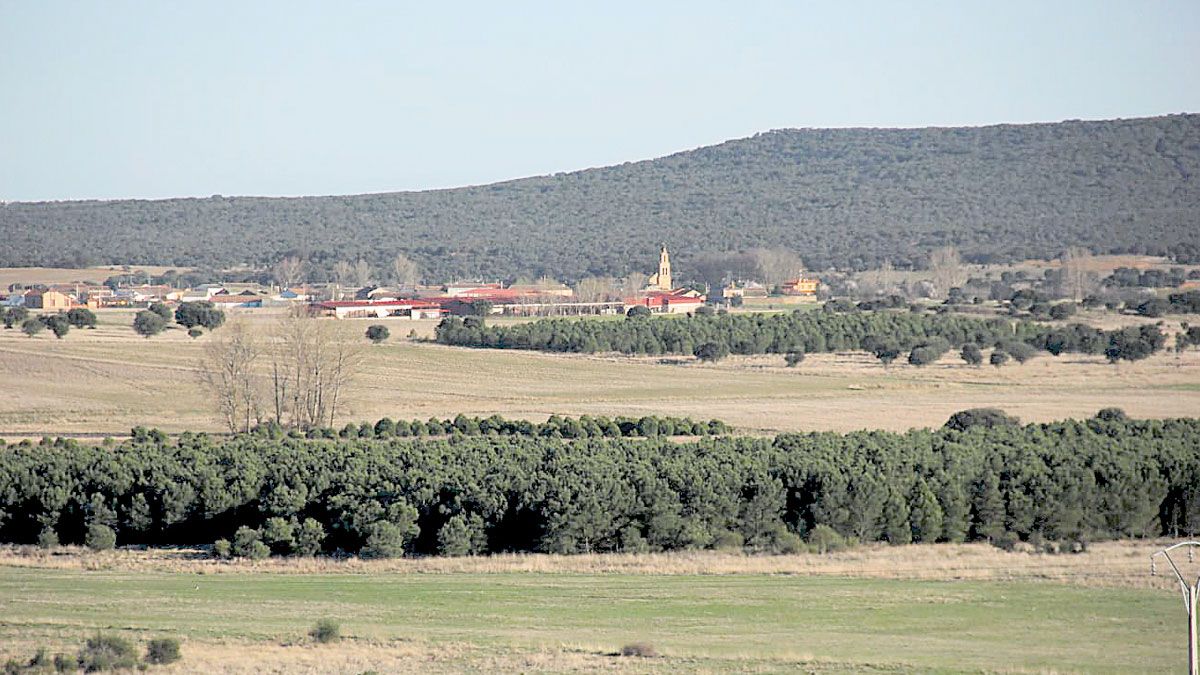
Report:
648,244,672,291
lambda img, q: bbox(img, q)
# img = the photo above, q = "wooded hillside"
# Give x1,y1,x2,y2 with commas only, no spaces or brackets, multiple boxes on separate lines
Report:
2,115,1197,279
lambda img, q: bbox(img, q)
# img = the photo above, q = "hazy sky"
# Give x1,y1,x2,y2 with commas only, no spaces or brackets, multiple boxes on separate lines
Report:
2,1,1197,202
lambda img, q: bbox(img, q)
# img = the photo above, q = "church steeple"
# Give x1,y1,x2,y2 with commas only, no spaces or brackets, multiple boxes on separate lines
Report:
650,244,672,291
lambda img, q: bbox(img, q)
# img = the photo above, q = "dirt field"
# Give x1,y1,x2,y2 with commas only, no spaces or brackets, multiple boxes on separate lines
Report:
1,307,1198,438
0,265,188,287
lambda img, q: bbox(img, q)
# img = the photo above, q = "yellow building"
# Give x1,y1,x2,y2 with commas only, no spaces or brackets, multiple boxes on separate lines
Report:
647,245,673,291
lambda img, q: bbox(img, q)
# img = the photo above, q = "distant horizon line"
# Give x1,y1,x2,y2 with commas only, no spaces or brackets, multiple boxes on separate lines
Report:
3,111,1194,206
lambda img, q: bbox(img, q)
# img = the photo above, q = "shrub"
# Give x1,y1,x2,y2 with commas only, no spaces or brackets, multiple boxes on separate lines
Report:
989,349,1010,367
784,350,805,367
945,408,1020,432
619,642,658,658
361,521,408,559
310,619,340,644
212,539,232,559
187,328,203,339
78,633,137,672
84,524,116,551
960,343,983,366
132,310,166,338
232,526,269,559
21,318,45,337
1095,407,1128,422
991,531,1020,552
626,305,651,319
53,653,73,672
294,518,326,557
261,517,296,555
145,637,181,665
807,524,846,554
174,301,224,330
711,530,744,550
37,527,59,549
693,341,729,363
366,325,390,343
66,307,97,329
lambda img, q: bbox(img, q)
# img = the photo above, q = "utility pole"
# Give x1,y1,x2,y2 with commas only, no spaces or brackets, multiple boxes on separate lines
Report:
1152,541,1200,675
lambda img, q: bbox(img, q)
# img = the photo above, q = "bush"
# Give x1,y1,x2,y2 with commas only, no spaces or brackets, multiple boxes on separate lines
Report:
132,310,166,338
945,408,1020,432
1095,407,1128,422
187,328,203,339
619,642,658,658
361,521,408,559
991,531,1020,552
261,517,296,555
145,637,181,665
711,530,744,550
807,524,846,554
21,318,45,337
365,325,390,343
66,307,97,329
989,349,1010,367
784,350,805,367
78,633,137,672
84,524,116,551
53,653,73,672
232,526,269,559
212,539,232,559
174,301,224,330
693,341,729,363
625,305,651,319
310,619,341,644
960,343,983,366
36,527,59,549
294,518,326,557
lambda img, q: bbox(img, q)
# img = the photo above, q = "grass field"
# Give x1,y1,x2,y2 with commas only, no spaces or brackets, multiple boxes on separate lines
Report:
1,307,1198,438
0,544,1185,673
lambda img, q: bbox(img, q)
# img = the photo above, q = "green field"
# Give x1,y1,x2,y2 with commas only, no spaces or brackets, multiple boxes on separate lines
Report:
0,566,1180,673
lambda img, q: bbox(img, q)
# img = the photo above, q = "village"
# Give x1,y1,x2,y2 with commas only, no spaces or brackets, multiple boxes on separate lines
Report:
0,246,821,321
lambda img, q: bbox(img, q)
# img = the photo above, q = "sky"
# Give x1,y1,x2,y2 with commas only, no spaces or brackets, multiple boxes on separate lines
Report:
1,1,1197,202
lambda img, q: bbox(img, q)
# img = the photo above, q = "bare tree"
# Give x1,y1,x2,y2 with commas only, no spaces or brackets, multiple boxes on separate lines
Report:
1060,246,1098,302
752,248,806,289
198,319,262,433
618,272,648,297
391,253,421,288
352,260,373,288
268,309,364,430
271,256,306,289
928,246,968,299
574,277,615,303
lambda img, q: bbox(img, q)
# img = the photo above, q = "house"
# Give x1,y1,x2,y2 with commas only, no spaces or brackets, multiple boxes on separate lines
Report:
623,290,706,315
780,277,820,297
180,284,227,302
24,290,72,310
209,293,264,309
312,299,445,320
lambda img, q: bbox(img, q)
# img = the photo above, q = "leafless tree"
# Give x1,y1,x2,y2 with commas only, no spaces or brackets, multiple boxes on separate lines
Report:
618,272,648,296
198,319,263,433
752,248,806,288
391,253,421,288
352,260,373,288
574,277,616,302
928,246,968,299
271,256,306,289
1060,246,1098,302
268,309,364,430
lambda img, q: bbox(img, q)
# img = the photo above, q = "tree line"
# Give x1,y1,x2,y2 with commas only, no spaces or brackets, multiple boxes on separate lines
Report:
0,412,1196,558
285,414,732,441
435,308,1168,364
2,115,1198,279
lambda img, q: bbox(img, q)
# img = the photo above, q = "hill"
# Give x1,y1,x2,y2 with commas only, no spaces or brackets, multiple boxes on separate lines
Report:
1,114,1197,281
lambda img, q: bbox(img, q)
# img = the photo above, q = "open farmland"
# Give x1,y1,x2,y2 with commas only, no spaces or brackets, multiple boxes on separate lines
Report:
1,307,1198,438
0,542,1185,673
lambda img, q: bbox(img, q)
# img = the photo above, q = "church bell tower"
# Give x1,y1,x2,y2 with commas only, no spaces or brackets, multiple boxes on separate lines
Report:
650,244,672,291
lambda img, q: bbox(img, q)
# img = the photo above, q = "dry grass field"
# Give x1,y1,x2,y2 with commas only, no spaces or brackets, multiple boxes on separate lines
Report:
0,265,186,287
0,542,1187,673
1,306,1198,438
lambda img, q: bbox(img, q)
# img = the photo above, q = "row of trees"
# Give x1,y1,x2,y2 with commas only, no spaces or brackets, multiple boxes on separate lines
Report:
291,414,733,441
1,412,1195,558
435,309,1168,363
